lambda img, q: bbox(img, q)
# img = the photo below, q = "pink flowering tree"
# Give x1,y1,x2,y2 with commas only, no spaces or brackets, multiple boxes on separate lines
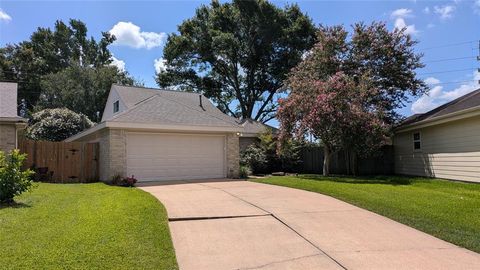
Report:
277,22,426,176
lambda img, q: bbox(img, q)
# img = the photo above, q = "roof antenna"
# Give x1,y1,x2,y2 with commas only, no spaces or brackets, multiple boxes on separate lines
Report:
199,94,205,111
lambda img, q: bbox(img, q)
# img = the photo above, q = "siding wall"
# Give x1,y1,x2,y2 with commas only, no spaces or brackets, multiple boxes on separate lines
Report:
0,123,17,152
394,116,480,183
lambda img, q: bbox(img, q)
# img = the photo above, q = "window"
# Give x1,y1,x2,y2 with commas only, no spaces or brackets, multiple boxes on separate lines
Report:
113,100,119,113
413,132,421,150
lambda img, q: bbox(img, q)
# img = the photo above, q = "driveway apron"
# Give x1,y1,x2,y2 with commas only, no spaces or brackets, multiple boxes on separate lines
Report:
139,180,480,270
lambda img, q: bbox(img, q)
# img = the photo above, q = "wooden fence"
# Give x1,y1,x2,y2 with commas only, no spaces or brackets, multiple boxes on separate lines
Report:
18,139,99,183
300,145,394,175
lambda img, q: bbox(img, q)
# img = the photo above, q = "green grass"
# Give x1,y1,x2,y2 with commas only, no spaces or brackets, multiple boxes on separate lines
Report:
252,175,480,253
0,183,178,270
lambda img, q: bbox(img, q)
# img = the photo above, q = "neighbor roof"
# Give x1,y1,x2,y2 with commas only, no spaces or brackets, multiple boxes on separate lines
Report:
398,88,480,128
239,118,278,136
110,84,241,128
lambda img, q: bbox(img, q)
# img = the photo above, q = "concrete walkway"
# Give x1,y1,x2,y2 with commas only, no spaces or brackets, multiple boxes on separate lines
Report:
139,180,480,270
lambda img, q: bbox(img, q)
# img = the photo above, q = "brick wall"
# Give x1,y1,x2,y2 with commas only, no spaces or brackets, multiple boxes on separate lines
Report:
0,123,16,152
226,133,240,178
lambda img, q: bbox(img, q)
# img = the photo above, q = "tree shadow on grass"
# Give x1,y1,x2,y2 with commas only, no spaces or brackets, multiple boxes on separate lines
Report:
0,202,31,210
298,174,414,185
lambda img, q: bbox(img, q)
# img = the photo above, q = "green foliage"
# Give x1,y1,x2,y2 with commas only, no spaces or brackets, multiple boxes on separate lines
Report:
0,150,34,203
35,65,135,122
239,165,250,179
26,108,94,141
241,130,302,174
0,19,117,110
240,145,268,174
157,0,316,122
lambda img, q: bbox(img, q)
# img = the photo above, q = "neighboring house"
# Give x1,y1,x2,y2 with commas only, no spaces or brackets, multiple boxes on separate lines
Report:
394,88,480,183
0,82,27,152
238,118,278,152
66,84,267,182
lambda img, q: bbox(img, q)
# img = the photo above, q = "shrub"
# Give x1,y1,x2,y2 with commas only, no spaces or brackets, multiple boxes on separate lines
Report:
110,174,137,187
240,145,268,174
239,165,250,179
0,150,34,203
26,108,94,141
122,176,137,187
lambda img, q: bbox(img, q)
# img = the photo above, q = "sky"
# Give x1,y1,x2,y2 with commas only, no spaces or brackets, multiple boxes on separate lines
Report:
0,0,479,122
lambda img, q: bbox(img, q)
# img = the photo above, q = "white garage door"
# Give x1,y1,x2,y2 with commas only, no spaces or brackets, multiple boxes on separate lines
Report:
126,133,226,181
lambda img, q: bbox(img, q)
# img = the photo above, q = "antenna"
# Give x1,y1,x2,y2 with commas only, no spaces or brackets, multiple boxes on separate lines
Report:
478,40,480,84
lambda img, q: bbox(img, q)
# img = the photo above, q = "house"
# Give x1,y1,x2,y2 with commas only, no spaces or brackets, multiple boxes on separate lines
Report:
394,88,480,183
238,118,278,152
66,84,268,182
0,82,27,152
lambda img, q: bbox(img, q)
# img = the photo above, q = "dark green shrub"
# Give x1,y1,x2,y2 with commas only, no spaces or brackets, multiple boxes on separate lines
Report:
240,145,268,174
239,165,250,179
0,150,34,203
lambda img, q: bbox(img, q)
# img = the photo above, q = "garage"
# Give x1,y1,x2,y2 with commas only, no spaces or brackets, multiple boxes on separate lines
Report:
126,133,226,181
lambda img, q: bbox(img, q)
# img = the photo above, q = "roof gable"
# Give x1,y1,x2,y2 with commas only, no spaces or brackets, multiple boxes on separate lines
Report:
107,85,240,128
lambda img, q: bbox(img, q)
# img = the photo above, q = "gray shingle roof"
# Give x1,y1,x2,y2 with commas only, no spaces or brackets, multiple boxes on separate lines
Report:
239,118,278,135
399,88,480,127
110,84,241,128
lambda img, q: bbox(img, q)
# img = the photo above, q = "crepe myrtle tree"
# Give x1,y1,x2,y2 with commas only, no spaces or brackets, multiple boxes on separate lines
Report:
278,73,389,176
156,0,316,123
277,22,426,176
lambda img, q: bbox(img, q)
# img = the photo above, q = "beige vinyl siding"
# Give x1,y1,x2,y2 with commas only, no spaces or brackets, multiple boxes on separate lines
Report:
394,116,480,183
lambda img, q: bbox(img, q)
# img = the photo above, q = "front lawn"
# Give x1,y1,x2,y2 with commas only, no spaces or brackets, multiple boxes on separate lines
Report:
252,175,480,253
0,183,178,270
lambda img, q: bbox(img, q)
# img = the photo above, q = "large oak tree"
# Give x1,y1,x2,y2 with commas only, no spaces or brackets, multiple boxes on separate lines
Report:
156,0,316,122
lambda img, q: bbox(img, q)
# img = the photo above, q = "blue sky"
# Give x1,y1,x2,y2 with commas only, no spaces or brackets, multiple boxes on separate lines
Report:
1,0,479,121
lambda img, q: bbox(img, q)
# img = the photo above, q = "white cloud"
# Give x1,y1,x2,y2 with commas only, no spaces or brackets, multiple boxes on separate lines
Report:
427,23,435,29
390,8,418,36
110,55,126,72
434,5,455,19
391,8,413,18
0,9,12,22
394,18,419,36
424,77,440,85
154,58,167,73
109,22,166,49
411,71,480,113
423,7,431,14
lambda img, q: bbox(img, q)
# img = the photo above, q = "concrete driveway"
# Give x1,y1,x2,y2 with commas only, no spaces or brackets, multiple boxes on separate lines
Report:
139,180,480,270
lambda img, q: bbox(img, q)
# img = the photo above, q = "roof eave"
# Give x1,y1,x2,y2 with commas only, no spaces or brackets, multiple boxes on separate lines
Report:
65,121,243,142
395,105,480,133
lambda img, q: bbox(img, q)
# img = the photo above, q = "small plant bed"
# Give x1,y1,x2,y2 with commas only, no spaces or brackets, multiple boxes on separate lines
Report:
252,175,480,253
0,183,178,269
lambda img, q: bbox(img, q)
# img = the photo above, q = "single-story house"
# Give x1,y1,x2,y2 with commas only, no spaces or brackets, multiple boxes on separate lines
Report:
0,82,27,152
66,84,270,182
238,118,278,152
394,88,480,183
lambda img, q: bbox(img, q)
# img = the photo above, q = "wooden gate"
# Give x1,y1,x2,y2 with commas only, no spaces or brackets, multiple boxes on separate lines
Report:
18,139,99,183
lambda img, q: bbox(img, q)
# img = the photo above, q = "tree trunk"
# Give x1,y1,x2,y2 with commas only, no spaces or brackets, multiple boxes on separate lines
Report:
323,145,330,176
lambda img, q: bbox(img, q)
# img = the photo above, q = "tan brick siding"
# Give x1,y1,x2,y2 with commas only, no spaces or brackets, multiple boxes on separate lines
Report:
0,123,17,152
226,133,240,178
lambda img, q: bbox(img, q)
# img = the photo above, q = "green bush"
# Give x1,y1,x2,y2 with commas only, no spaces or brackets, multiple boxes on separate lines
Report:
0,150,34,203
240,145,268,174
239,165,250,179
26,108,94,141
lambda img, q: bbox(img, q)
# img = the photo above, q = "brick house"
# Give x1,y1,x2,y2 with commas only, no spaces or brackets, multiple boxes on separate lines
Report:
0,82,27,152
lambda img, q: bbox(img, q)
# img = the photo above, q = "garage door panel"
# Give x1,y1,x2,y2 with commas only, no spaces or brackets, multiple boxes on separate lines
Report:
126,133,226,181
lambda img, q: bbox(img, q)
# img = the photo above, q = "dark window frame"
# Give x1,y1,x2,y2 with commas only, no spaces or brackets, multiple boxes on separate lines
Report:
113,100,119,113
413,132,421,151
